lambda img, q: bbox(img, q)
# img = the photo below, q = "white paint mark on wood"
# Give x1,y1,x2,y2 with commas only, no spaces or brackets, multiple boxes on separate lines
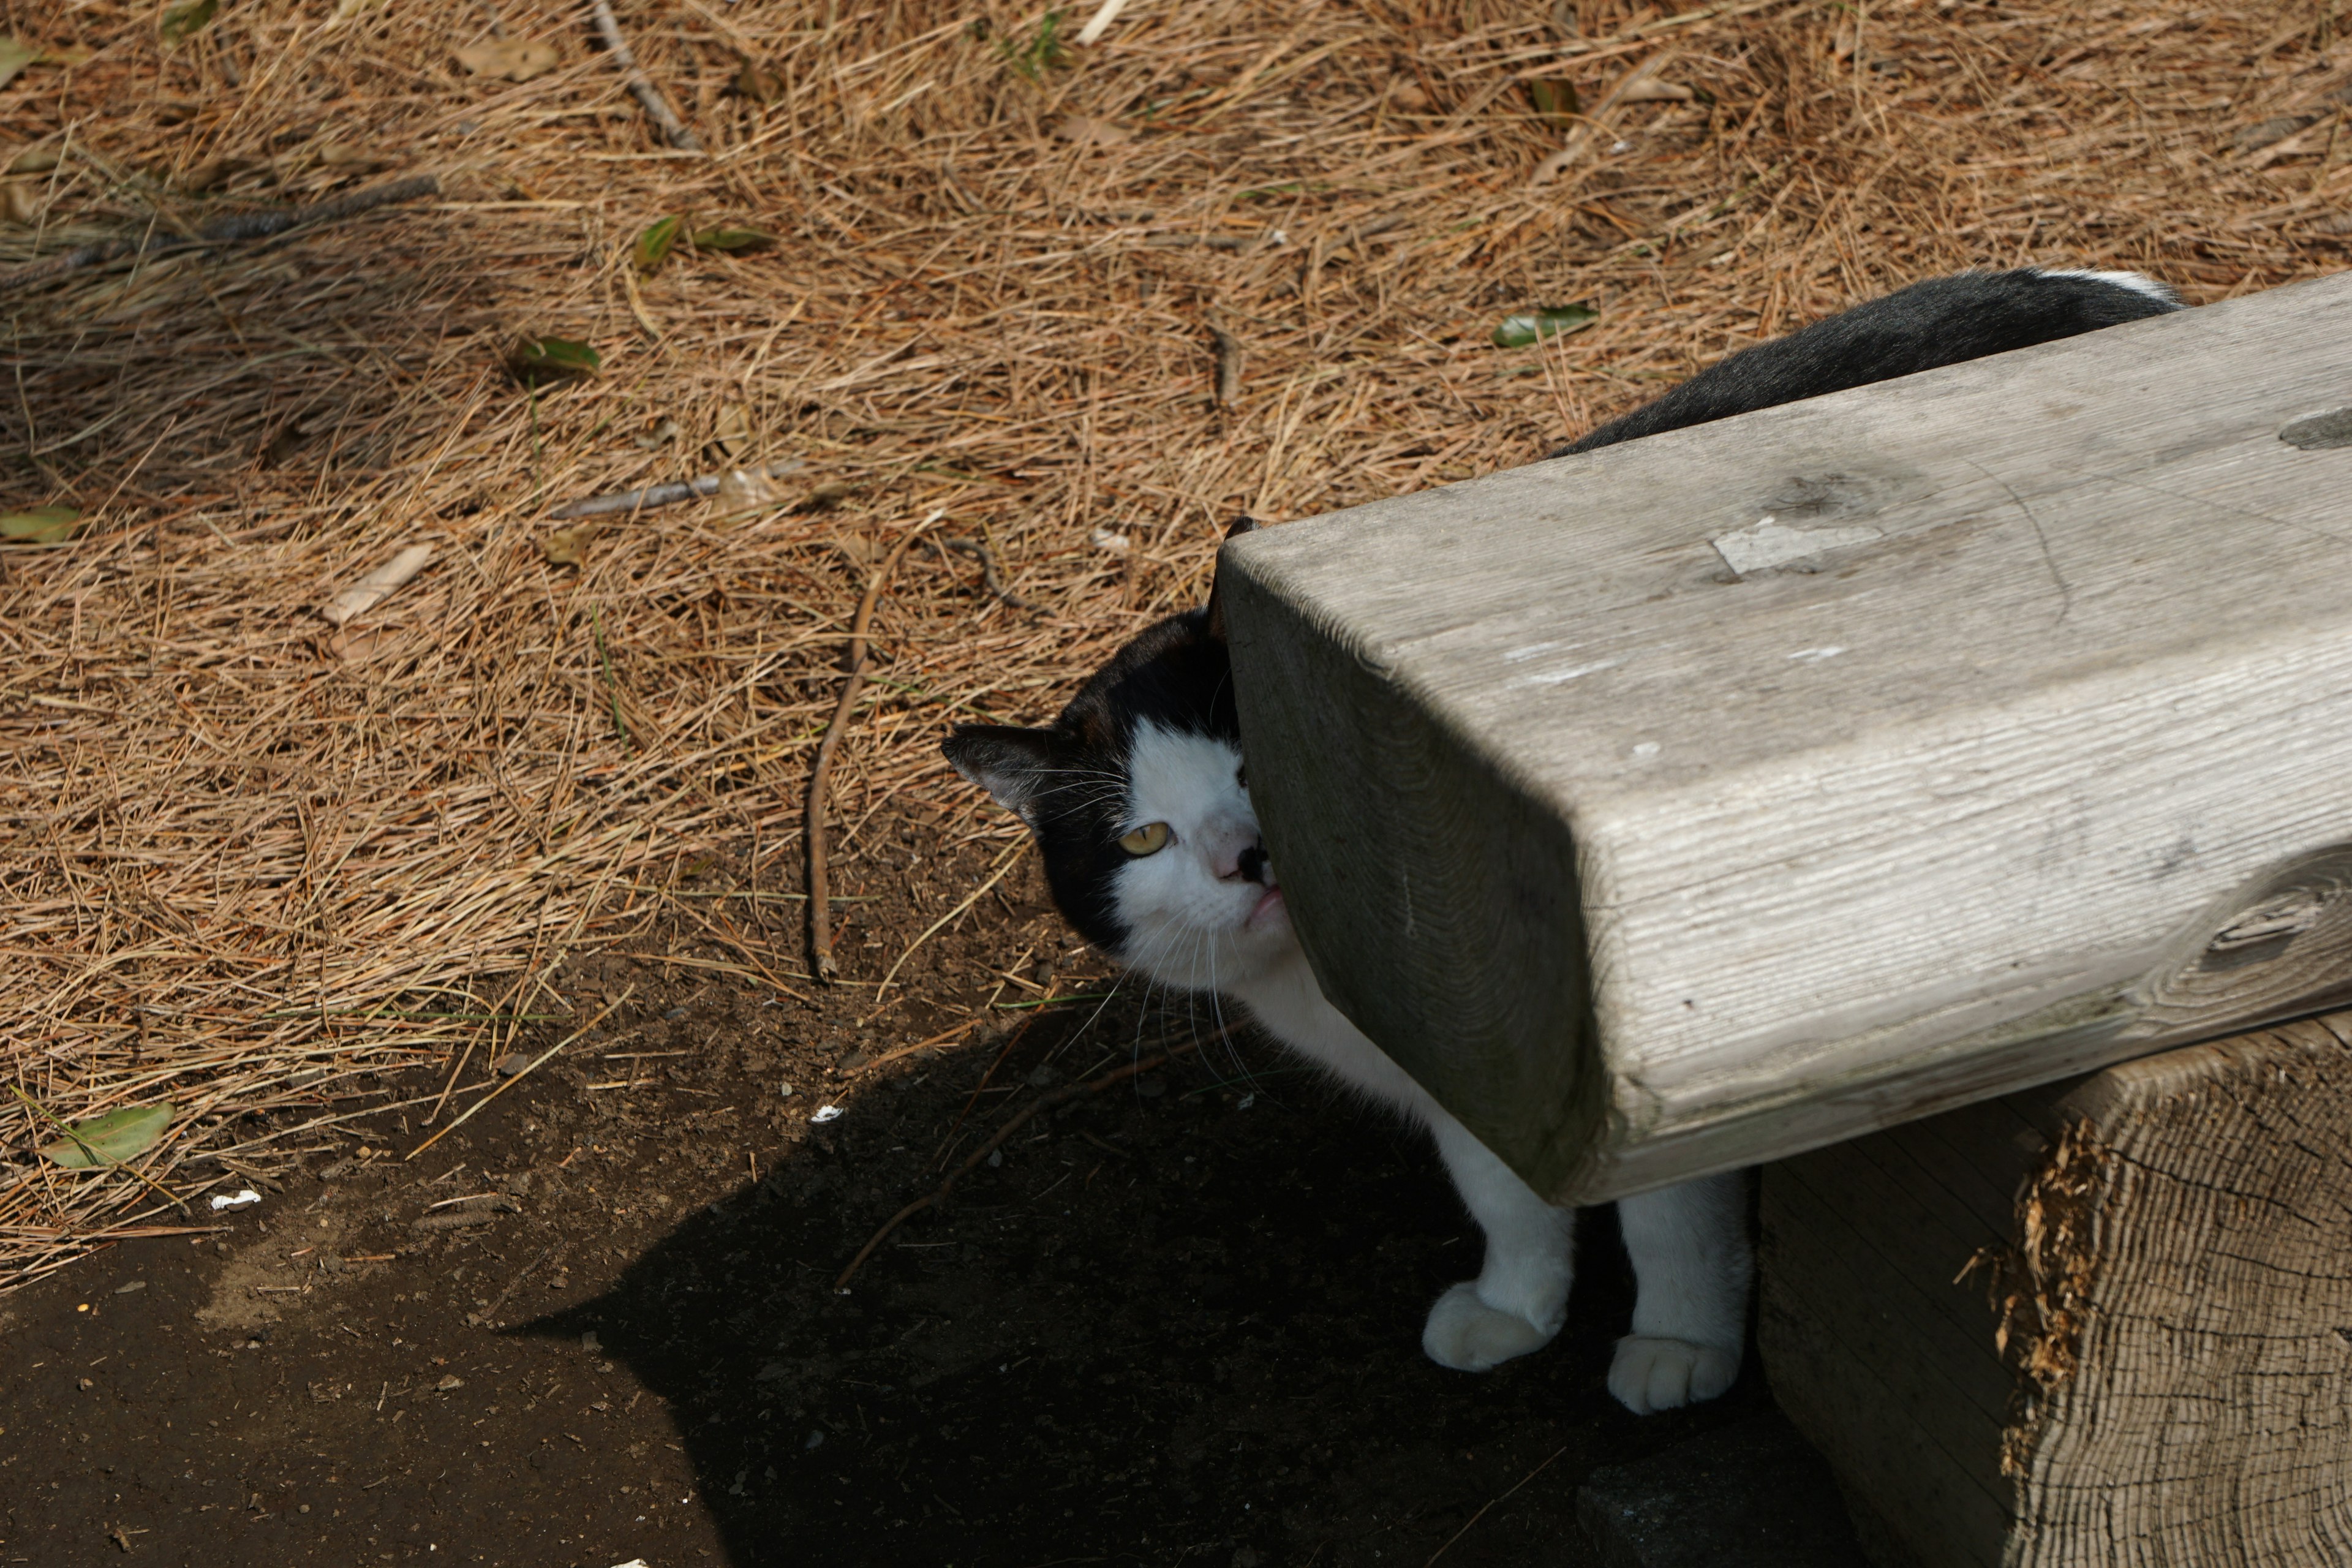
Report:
1712,514,1885,576
1509,657,1625,688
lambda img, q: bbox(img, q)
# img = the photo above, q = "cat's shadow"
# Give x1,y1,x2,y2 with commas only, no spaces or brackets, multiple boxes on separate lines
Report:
514,1075,1754,1567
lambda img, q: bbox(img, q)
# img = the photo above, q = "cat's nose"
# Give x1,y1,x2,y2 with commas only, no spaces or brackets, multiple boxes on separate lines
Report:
1236,840,1270,886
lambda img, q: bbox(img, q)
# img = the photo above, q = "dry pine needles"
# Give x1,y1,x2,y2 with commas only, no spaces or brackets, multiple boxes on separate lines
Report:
3,0,2349,1289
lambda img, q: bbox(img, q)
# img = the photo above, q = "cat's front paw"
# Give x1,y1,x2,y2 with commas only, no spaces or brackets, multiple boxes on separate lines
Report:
1421,1282,1557,1371
1607,1335,1740,1414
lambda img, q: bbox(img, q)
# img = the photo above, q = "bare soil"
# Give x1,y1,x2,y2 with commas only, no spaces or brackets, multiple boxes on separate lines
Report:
1,843,1766,1568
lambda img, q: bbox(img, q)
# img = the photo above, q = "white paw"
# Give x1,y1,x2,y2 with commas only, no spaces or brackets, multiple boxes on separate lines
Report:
1607,1335,1740,1414
1420,1282,1558,1371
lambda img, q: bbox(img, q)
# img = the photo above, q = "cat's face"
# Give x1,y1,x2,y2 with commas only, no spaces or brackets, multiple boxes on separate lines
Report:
943,608,1297,994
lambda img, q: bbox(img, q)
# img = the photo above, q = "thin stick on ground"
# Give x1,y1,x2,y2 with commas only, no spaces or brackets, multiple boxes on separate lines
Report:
834,1038,1201,1291
839,1017,984,1077
548,459,805,520
932,1016,1038,1169
590,0,704,153
807,508,946,979
1423,1443,1573,1567
1076,0,1135,47
404,987,633,1161
1207,322,1243,409
944,535,1036,609
864,838,1025,1014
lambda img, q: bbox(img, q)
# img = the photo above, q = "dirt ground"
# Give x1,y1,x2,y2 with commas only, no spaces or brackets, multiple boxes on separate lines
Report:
1,842,1769,1568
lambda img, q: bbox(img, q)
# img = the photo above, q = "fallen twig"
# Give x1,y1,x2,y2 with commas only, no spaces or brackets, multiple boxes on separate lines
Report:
549,459,805,520
834,1039,1201,1291
932,1017,1038,1169
838,1017,984,1078
1076,0,1134,46
807,509,946,979
662,897,810,1000
590,0,703,153
1207,323,1242,409
944,535,1036,609
321,543,434,627
470,1241,564,1325
405,987,632,1161
0,175,441,292
1423,1443,1573,1566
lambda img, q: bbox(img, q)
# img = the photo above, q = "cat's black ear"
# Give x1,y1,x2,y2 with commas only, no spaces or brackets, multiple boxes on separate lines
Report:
943,725,1057,829
1202,514,1260,643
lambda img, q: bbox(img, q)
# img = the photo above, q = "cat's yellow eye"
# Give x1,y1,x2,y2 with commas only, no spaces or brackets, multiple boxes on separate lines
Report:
1118,821,1171,857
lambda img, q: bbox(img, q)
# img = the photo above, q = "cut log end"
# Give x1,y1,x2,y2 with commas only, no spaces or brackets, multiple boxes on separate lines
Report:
1762,1009,2352,1567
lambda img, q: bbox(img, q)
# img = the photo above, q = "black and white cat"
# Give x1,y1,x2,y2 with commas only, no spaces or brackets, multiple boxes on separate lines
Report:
944,267,2179,1413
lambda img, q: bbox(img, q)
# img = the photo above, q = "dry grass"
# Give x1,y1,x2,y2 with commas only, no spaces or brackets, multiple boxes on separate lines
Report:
2,0,2345,1288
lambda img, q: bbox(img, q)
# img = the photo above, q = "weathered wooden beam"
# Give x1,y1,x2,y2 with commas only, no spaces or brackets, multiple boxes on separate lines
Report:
1759,1012,2352,1567
1220,270,2352,1204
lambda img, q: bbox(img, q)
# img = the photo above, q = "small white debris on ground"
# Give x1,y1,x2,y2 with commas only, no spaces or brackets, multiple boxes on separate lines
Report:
810,1104,844,1123
209,1188,262,1211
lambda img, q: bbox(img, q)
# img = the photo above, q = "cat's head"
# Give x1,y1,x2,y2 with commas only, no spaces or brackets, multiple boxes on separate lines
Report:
942,524,1292,993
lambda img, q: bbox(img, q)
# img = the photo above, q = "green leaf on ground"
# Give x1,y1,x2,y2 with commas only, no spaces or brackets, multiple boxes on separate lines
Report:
0,505,83,544
997,9,1070,81
692,225,774,253
159,0,220,47
0,36,37,90
40,1102,176,1168
0,38,91,89
1526,78,1580,130
634,214,684,273
1491,304,1598,349
510,336,601,386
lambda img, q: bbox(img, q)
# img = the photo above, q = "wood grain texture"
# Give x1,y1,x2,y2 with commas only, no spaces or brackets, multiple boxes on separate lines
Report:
1760,1014,2352,1567
1221,270,2352,1202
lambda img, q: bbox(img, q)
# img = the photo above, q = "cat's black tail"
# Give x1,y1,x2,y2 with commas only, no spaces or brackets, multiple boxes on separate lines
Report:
1553,267,2179,458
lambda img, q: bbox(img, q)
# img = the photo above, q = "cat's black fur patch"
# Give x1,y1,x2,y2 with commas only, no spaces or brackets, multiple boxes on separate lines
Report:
1552,268,2177,457
944,609,1237,955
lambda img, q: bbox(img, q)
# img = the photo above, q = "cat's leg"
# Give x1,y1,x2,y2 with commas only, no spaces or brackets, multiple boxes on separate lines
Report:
1608,1171,1751,1414
1419,1109,1578,1373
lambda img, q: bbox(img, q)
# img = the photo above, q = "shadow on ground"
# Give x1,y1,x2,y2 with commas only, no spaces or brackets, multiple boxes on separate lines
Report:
521,1046,1767,1568
4,191,499,509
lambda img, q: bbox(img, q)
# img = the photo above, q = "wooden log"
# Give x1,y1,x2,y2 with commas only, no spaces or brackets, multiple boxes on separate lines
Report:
1218,270,2352,1204
1758,1011,2352,1567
